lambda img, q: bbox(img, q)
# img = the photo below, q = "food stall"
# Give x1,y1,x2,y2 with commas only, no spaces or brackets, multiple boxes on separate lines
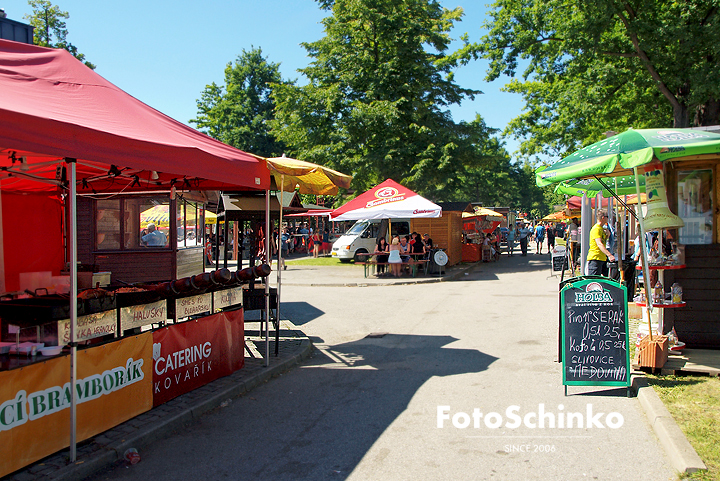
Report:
461,207,504,262
0,39,272,477
537,128,720,353
412,202,471,267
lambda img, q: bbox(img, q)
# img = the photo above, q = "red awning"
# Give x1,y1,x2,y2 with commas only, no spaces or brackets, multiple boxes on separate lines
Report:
566,196,609,210
0,40,269,192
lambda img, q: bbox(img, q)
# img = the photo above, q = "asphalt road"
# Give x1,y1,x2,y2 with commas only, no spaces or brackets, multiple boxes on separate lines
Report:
86,252,676,481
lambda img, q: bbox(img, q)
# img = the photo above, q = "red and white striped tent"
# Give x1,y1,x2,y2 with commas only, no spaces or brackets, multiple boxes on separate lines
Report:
329,179,441,221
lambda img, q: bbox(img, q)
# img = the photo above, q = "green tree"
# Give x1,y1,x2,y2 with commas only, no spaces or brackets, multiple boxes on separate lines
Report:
271,0,492,199
479,0,720,160
191,47,287,158
24,0,95,69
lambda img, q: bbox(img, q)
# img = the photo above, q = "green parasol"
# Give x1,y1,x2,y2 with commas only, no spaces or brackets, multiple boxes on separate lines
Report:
537,128,720,188
555,174,645,197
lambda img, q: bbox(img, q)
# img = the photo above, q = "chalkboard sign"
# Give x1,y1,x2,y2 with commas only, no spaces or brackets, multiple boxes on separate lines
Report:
551,245,569,272
560,277,630,387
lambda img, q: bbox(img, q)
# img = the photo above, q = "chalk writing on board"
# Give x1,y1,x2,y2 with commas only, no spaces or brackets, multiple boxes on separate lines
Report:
561,278,629,386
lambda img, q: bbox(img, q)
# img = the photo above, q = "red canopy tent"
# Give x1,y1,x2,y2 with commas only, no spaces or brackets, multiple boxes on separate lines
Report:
0,39,271,291
0,39,269,193
566,196,609,210
329,179,441,220
0,39,272,465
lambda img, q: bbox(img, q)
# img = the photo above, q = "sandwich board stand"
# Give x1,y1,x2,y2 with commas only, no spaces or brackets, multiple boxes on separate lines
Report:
559,276,631,396
550,241,570,280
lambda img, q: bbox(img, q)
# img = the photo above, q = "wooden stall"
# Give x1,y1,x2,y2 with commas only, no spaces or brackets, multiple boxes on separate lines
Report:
411,202,471,267
76,193,210,285
661,154,720,349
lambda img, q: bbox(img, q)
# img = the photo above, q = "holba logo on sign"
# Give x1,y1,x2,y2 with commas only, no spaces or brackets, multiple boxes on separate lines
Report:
575,282,613,304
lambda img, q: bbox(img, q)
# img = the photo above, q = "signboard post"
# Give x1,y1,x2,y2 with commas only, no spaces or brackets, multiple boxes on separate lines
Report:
560,276,630,396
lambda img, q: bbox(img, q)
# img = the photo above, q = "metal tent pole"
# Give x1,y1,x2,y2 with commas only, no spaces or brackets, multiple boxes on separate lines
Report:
265,189,271,366
276,176,284,357
633,167,654,339
67,159,78,462
580,193,591,275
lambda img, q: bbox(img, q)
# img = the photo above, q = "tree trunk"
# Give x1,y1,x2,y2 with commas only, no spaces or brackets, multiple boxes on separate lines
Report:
694,99,720,127
673,103,689,128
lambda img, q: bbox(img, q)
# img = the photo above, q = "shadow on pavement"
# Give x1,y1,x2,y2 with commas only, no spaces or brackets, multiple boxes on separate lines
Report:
241,334,499,480
278,301,325,325
120,334,497,481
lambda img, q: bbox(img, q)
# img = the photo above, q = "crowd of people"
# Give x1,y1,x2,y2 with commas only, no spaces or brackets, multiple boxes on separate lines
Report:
278,222,333,259
503,221,567,257
374,231,433,277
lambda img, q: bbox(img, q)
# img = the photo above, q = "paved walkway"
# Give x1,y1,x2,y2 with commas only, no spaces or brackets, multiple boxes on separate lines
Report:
5,255,478,481
4,251,703,479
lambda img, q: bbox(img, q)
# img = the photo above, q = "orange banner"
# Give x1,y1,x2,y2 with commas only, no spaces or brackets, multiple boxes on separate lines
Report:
0,333,153,478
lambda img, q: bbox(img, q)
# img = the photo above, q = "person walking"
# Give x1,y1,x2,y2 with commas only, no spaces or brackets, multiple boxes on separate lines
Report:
321,228,330,255
547,224,555,251
517,223,530,256
567,217,580,271
587,210,615,276
312,230,322,258
506,225,516,256
535,223,545,254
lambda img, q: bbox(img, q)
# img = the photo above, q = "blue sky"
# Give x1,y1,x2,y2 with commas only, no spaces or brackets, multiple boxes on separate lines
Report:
3,0,526,156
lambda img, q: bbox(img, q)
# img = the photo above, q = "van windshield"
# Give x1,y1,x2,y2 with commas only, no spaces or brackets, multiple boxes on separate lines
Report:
347,221,370,236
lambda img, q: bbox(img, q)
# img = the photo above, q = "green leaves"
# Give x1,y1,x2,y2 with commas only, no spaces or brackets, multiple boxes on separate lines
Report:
481,0,720,161
24,0,95,69
191,47,288,158
271,0,501,201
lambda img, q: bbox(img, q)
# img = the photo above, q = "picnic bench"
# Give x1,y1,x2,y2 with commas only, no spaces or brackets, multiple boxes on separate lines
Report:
355,253,428,278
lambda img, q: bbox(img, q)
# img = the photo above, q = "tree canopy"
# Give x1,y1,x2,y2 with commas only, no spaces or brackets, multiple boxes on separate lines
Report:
190,47,287,158
270,0,506,201
479,0,720,160
24,0,95,69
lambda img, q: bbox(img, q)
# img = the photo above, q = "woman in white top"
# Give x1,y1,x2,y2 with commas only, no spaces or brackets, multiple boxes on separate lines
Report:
387,236,403,277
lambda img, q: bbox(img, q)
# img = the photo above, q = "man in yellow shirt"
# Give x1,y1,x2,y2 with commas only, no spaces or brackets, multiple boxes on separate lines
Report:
587,210,616,276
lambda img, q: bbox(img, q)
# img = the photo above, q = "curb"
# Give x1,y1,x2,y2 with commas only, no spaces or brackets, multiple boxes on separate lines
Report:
42,331,313,481
632,374,707,474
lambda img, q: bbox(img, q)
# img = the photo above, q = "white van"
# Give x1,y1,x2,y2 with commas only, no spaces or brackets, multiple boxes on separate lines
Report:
332,218,411,262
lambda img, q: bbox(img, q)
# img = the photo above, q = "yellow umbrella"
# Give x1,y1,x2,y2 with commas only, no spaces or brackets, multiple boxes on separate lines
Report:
473,206,504,222
266,155,352,195
541,211,569,222
204,211,217,225
264,155,353,333
140,204,170,228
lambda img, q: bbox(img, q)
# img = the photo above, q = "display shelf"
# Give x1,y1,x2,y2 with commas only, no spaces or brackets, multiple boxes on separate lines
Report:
634,301,686,308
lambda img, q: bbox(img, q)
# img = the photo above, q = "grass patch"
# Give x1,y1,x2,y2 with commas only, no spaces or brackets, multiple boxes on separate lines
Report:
284,256,357,267
646,374,720,480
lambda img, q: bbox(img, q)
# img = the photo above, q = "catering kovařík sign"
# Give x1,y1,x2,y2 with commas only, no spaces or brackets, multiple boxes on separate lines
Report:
152,310,244,406
560,277,630,387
